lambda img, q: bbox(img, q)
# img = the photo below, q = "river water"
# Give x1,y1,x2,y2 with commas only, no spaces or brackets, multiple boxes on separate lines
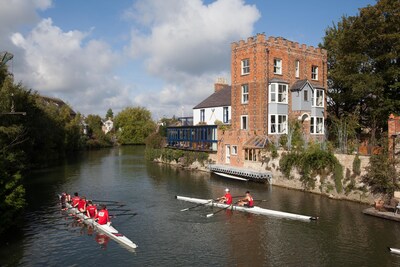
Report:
1,146,399,267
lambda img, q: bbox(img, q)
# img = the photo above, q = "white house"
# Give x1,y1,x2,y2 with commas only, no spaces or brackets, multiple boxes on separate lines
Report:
102,118,114,134
193,81,231,125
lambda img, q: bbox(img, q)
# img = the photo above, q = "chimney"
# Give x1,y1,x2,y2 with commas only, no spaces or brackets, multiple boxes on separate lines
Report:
214,77,228,92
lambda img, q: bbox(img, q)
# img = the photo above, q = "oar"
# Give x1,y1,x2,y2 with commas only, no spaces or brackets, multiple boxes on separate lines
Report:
206,201,238,218
110,212,138,218
180,199,215,211
91,199,123,204
108,208,131,212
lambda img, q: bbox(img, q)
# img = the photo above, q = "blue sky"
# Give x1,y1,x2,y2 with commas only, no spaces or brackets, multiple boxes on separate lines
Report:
0,0,376,119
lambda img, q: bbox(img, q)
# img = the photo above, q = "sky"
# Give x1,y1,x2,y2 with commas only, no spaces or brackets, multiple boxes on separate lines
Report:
0,0,377,119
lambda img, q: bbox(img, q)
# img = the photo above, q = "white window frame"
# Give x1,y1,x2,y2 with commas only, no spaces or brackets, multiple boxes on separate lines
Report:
223,107,229,123
312,89,324,107
269,114,287,134
232,145,238,155
241,84,249,104
274,58,282,74
241,59,250,75
269,83,288,104
311,65,318,80
241,115,248,130
310,117,324,134
200,109,205,122
244,148,258,162
295,60,300,78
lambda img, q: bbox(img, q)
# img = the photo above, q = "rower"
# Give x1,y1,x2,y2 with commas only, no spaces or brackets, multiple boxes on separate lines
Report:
96,205,111,225
71,192,80,208
78,196,87,213
238,191,254,208
86,200,98,218
217,188,232,205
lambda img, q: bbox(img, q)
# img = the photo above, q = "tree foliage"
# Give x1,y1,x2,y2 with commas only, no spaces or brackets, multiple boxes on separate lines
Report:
322,0,400,144
114,107,156,145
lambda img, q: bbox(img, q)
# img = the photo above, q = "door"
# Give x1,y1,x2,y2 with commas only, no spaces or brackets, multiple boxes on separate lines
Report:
225,145,231,164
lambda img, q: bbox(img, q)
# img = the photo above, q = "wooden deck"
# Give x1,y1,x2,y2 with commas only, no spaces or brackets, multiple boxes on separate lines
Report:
363,207,400,222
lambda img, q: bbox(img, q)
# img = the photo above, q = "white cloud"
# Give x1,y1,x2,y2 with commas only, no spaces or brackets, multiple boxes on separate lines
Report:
126,0,260,117
11,18,133,115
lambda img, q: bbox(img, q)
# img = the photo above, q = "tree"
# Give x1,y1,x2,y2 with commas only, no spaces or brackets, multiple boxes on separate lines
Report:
114,107,156,145
322,0,400,145
106,108,114,119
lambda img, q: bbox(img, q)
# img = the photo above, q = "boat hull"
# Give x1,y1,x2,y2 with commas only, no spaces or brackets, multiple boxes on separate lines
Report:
176,196,318,222
64,201,137,250
389,247,400,255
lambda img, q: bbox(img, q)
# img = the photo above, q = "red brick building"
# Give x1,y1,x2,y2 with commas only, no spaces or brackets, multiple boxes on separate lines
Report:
217,33,327,166
388,114,400,161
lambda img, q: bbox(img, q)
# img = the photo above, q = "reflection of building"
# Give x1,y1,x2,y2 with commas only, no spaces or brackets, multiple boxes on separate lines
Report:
102,118,113,134
218,34,327,167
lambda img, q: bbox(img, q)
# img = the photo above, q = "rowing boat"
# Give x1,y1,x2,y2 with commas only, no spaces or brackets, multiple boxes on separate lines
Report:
62,197,137,250
176,196,318,222
389,247,400,255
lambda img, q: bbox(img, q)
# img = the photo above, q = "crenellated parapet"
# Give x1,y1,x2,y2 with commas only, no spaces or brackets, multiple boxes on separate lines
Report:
231,33,326,55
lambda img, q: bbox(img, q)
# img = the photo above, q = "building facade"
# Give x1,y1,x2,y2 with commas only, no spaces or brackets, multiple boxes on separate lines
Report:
218,33,327,166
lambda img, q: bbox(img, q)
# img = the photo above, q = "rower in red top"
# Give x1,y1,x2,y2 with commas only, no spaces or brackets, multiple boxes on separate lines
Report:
96,205,110,225
60,192,69,210
238,191,254,208
71,192,80,208
218,188,233,205
86,201,98,218
78,196,87,213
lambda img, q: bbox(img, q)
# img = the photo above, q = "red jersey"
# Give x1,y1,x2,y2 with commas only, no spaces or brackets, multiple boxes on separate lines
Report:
72,196,80,207
87,205,97,218
78,199,87,211
247,196,254,207
97,209,110,225
224,193,233,204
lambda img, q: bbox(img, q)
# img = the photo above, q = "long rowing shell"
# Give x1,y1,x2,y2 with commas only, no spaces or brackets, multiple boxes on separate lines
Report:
176,195,318,222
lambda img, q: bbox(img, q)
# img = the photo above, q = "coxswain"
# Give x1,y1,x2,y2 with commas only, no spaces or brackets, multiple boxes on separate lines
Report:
238,191,254,208
86,201,98,218
60,192,68,210
217,188,233,205
78,196,87,213
96,205,110,225
71,192,80,208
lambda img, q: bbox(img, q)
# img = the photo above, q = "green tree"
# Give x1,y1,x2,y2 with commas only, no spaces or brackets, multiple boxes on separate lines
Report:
322,0,400,145
85,114,112,148
106,108,114,119
114,107,156,144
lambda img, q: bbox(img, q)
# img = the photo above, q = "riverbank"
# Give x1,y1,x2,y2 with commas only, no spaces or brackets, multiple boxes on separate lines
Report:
153,151,376,205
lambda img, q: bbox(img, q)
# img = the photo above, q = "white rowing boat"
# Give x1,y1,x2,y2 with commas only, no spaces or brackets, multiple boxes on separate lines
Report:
389,247,400,255
176,196,318,222
214,172,249,181
62,198,137,250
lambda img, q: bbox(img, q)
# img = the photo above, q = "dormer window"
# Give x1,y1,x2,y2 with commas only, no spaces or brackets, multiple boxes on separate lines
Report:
241,59,250,75
269,83,288,104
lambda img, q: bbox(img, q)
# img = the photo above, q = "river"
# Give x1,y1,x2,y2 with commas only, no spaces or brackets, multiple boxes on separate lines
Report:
1,146,399,267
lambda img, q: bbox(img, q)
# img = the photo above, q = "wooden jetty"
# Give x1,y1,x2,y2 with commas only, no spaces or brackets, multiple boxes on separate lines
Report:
363,207,400,222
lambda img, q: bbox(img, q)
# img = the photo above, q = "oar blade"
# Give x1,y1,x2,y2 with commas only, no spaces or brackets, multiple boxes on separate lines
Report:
180,208,190,212
206,213,214,218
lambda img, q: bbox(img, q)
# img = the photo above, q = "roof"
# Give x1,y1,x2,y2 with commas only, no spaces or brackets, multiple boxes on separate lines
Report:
291,79,325,92
243,135,268,149
193,86,231,109
270,78,289,84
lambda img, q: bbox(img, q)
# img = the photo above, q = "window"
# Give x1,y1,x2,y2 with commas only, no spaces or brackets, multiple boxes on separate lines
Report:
274,58,282,74
269,83,288,103
232,145,238,155
241,84,249,104
311,65,318,80
241,59,250,75
295,60,300,78
312,89,324,107
241,115,248,130
310,117,324,134
223,107,229,123
304,90,309,101
269,114,287,134
200,109,205,122
245,149,259,161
